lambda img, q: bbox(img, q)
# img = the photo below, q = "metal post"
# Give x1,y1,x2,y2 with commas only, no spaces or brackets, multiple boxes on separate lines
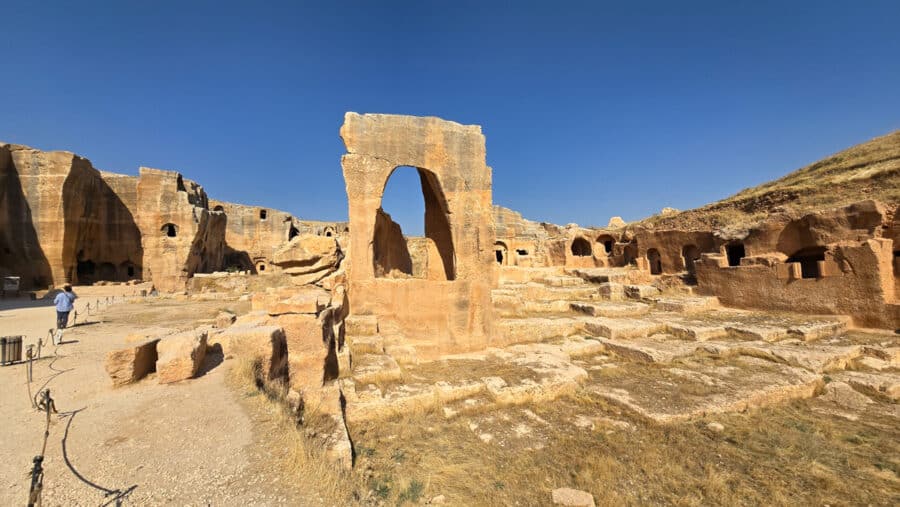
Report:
36,338,42,359
27,455,43,507
26,345,34,382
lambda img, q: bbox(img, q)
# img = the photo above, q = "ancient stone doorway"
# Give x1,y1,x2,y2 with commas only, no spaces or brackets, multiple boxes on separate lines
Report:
787,246,826,279
494,242,509,265
682,244,700,275
647,248,662,275
624,244,637,265
726,243,745,267
571,237,592,257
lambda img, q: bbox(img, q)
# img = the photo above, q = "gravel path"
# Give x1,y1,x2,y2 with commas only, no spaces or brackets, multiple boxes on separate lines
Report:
0,292,318,506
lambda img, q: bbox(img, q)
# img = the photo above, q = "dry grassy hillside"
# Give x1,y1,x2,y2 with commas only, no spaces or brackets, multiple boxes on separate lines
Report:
640,130,900,230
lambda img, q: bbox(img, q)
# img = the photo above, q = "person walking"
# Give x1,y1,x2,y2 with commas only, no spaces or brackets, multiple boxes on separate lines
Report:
54,285,77,332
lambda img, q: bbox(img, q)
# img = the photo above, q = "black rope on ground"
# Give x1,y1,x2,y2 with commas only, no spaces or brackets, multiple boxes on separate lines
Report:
29,344,70,408
60,409,137,503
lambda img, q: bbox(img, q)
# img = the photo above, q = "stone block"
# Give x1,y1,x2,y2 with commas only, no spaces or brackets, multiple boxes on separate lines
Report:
350,335,384,355
624,284,660,300
552,488,596,507
156,330,208,384
496,317,584,346
267,291,327,316
653,296,719,314
598,282,625,300
726,324,789,342
666,322,728,341
570,301,649,318
105,338,160,386
352,353,402,385
345,315,378,336
584,318,665,340
216,324,289,383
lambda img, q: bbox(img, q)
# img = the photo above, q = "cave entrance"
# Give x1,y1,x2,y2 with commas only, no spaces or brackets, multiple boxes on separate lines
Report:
647,248,662,275
597,235,615,255
787,246,826,279
682,244,700,276
726,243,745,267
571,237,592,257
76,259,96,284
494,242,509,265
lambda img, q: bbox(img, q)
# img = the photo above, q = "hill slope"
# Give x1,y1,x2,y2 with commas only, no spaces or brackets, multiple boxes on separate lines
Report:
639,130,900,231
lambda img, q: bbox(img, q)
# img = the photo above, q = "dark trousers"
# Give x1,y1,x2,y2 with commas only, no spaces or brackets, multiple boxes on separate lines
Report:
56,310,70,329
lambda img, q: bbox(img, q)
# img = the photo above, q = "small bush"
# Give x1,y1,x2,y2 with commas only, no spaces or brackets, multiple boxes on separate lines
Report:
397,480,424,504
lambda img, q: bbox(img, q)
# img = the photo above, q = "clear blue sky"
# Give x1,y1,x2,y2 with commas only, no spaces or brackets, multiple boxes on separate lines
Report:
3,1,899,235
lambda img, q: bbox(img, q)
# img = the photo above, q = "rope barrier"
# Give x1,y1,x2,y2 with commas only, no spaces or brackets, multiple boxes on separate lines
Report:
19,292,135,505
28,389,57,507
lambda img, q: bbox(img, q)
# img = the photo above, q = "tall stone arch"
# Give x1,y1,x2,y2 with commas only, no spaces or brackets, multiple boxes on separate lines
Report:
340,113,494,356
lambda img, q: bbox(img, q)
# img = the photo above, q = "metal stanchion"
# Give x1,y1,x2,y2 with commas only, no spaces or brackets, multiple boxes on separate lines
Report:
26,345,34,383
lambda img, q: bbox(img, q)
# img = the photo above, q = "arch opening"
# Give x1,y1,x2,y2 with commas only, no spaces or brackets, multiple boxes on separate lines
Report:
571,237,592,257
623,244,637,265
726,243,745,267
647,248,662,275
787,246,826,279
494,242,509,265
121,261,137,279
596,235,615,255
162,223,177,238
76,259,96,283
374,166,456,280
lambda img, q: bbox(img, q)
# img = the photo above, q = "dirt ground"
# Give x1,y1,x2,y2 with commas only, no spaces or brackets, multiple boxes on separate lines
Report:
2,284,898,506
0,287,327,506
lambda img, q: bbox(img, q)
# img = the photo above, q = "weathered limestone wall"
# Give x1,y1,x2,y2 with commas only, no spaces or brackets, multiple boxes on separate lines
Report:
493,206,627,269
626,200,892,277
0,144,52,287
630,229,718,275
210,199,348,274
695,238,898,328
135,168,225,292
341,113,495,356
0,143,143,288
493,206,557,267
211,200,292,273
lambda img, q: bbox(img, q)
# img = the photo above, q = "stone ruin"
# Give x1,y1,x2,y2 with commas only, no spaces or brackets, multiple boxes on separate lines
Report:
0,142,347,293
340,113,495,357
3,114,899,476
